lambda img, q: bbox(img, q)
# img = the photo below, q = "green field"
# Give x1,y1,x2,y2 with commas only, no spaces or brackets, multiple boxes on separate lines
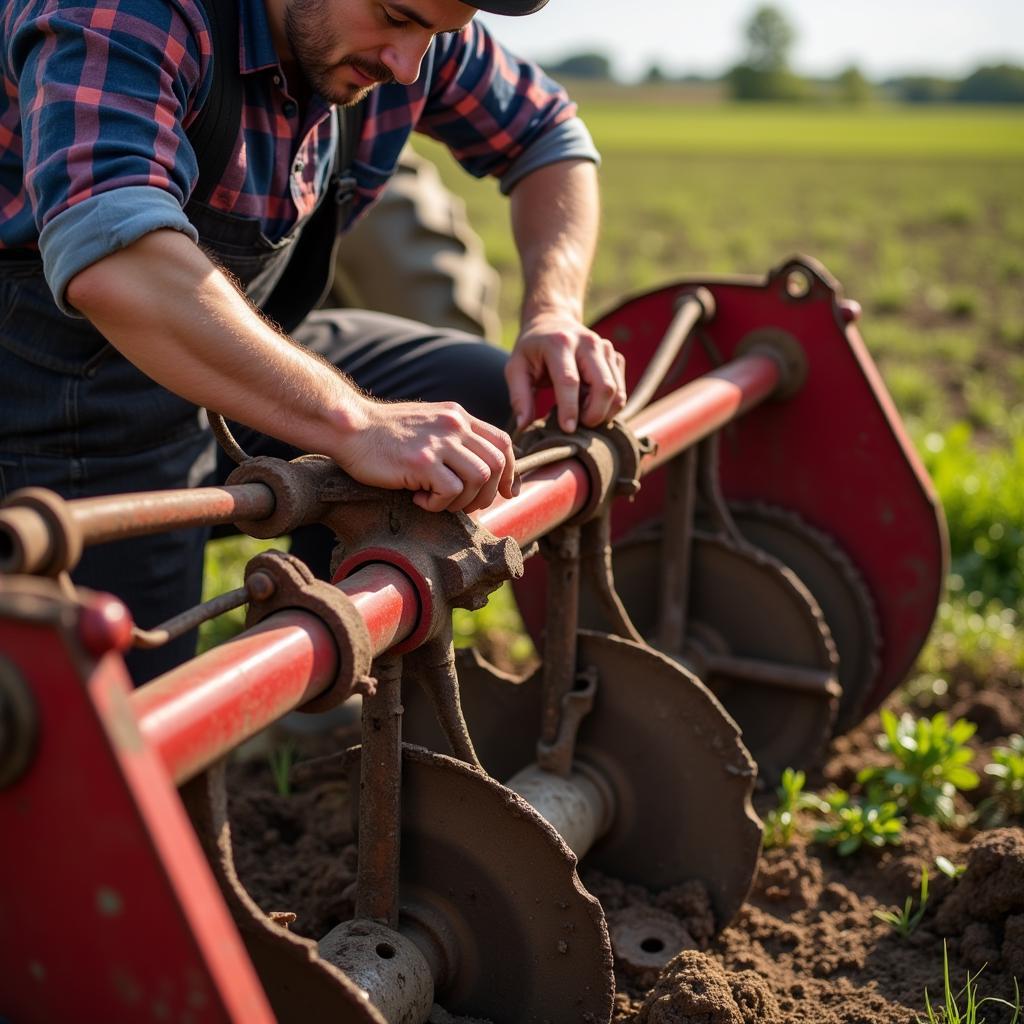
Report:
207,98,1024,692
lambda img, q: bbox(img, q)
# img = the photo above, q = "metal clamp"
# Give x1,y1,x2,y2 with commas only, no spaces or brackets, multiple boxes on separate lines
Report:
518,416,655,528
243,550,374,713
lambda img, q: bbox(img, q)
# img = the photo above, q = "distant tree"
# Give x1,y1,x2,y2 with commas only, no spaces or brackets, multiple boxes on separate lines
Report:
836,65,873,104
643,62,668,84
545,52,613,80
745,5,796,73
726,5,807,101
886,76,956,103
955,64,1024,103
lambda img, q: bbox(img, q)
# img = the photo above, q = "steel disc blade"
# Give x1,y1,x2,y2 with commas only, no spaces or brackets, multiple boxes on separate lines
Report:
345,744,614,1023
588,529,838,782
404,634,762,930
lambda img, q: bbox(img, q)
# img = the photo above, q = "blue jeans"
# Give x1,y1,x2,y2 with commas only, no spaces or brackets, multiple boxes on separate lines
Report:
1,265,511,681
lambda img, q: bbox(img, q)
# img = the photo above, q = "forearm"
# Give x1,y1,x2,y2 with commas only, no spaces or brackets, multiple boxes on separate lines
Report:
65,229,362,462
504,159,623,432
509,159,600,325
65,228,517,513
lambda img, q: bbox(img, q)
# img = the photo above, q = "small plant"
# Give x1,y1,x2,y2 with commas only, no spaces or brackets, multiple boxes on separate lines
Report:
976,735,1024,827
935,855,967,880
813,790,905,856
874,867,929,939
762,768,830,849
917,941,1021,1024
268,742,296,798
858,710,980,824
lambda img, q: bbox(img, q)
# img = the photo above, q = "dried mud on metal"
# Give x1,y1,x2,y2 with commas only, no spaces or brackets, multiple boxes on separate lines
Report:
229,678,1023,1024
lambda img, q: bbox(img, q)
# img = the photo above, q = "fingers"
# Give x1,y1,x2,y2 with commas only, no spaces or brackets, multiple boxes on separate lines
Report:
576,334,627,427
505,352,536,433
415,407,516,514
513,320,626,434
545,338,581,433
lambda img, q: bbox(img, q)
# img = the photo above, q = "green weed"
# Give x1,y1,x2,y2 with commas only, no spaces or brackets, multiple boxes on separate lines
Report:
976,735,1024,827
921,424,1024,611
268,742,296,798
813,790,905,856
858,710,980,824
917,941,1021,1024
762,768,830,849
874,867,930,938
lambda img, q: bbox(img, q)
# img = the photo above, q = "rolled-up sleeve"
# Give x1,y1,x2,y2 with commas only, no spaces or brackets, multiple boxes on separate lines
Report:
7,0,209,311
416,23,600,186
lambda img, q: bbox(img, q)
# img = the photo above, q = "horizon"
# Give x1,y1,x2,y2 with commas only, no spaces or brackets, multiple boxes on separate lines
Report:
477,0,1024,84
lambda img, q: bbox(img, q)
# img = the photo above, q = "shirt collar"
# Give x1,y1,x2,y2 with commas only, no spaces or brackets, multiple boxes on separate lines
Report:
239,0,283,74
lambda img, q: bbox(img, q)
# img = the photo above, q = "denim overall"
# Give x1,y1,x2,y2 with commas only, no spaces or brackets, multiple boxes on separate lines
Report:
0,121,511,681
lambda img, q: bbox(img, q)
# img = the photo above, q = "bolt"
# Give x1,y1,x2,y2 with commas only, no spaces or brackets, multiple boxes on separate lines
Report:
78,595,133,656
246,571,276,602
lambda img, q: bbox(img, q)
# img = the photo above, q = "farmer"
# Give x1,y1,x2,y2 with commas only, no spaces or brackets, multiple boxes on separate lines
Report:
0,0,626,679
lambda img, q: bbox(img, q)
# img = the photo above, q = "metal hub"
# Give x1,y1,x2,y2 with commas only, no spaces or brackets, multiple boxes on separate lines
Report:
403,631,762,931
589,528,839,783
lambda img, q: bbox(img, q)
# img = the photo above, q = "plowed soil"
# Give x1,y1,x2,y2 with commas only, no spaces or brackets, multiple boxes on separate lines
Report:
229,675,1023,1023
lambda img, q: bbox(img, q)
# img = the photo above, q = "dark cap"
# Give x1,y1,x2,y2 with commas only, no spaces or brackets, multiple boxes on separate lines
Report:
461,0,550,14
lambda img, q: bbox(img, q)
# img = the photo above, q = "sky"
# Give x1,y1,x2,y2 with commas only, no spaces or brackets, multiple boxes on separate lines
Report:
477,1,1024,82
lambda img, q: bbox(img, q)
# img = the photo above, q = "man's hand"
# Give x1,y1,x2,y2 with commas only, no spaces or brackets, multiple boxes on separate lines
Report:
506,311,627,433
333,397,519,513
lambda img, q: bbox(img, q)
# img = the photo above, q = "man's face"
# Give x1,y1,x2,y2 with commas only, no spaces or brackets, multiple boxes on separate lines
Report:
283,0,476,105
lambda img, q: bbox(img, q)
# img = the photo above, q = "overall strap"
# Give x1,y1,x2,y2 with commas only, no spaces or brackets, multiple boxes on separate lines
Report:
186,0,243,205
259,98,368,333
332,100,367,223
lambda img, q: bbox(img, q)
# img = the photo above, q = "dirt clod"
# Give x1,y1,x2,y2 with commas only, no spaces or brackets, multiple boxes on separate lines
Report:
634,950,781,1024
935,828,1024,937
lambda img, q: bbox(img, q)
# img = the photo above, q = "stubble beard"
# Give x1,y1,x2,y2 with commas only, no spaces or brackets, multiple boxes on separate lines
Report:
283,0,394,105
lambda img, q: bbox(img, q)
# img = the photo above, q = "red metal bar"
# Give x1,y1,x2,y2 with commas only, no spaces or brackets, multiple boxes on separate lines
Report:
477,459,590,547
132,355,779,785
630,353,781,474
134,610,336,784
134,566,420,785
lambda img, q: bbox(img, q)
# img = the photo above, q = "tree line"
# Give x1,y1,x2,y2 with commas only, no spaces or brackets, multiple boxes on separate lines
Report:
544,6,1024,104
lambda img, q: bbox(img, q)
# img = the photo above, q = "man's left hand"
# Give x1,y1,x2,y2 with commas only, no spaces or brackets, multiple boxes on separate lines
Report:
505,312,627,433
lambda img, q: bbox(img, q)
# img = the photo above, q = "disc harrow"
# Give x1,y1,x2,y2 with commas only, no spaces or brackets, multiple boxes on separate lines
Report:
0,255,946,1023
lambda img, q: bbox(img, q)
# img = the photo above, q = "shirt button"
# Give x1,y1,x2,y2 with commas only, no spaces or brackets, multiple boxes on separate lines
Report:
272,73,282,86
282,100,297,117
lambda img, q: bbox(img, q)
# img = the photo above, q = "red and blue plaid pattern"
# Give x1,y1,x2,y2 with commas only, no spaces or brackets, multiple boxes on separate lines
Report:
0,0,577,250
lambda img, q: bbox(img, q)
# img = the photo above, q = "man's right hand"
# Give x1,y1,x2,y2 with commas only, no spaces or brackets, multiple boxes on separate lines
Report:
332,396,519,514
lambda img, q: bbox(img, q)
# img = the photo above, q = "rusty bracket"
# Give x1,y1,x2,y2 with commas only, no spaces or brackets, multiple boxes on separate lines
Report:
403,630,482,770
580,509,645,646
224,455,342,538
323,480,523,653
243,550,374,713
0,487,83,578
536,666,598,777
519,415,655,527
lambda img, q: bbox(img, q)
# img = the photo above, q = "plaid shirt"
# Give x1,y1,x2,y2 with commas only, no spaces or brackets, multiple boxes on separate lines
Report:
0,0,593,307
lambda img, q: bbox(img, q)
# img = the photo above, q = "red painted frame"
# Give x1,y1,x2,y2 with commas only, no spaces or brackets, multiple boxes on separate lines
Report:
0,588,275,1023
